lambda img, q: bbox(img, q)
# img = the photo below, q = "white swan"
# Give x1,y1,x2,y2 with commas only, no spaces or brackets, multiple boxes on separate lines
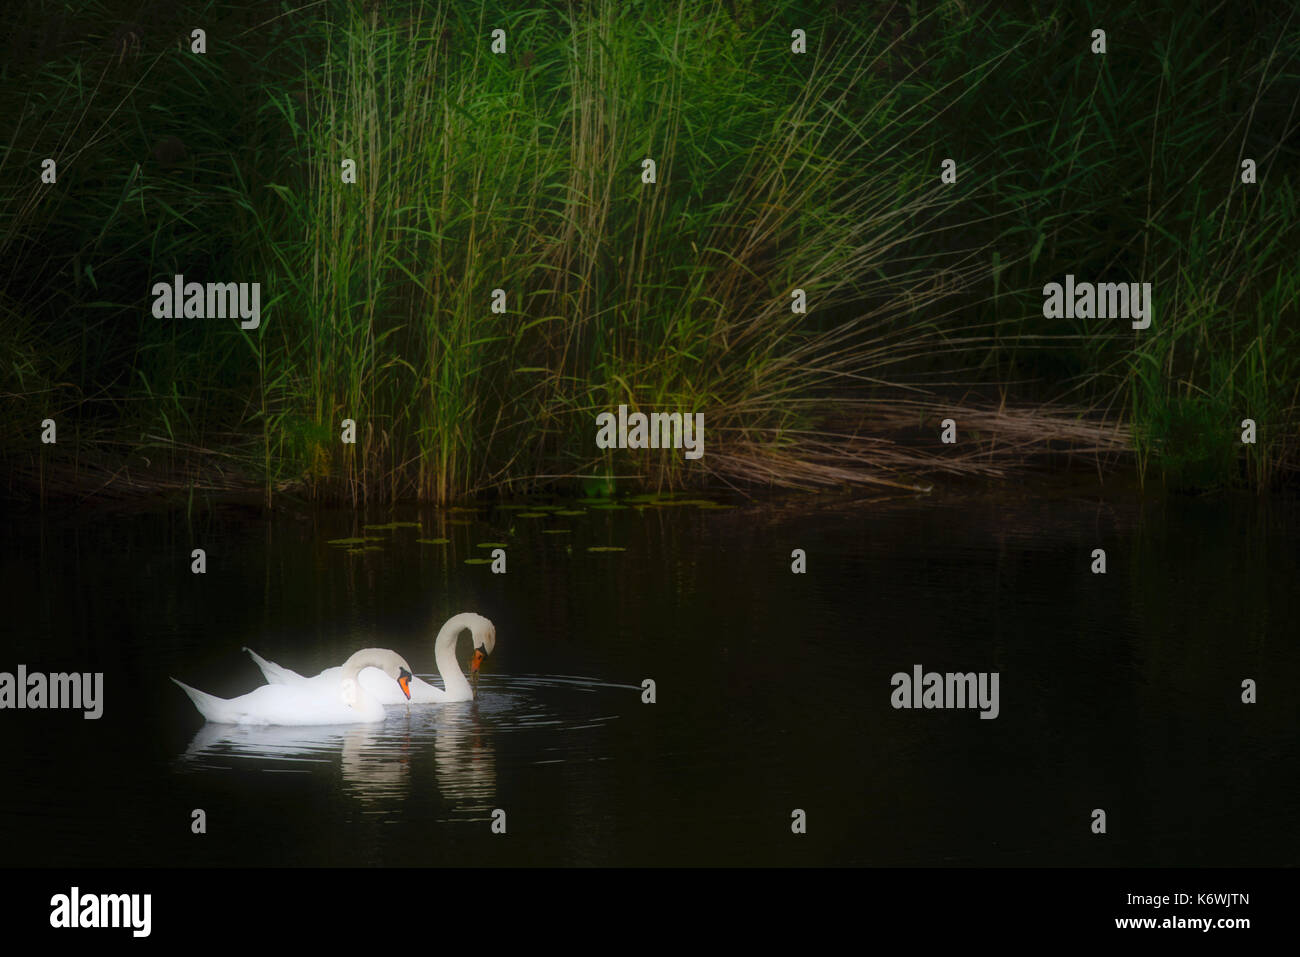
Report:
244,612,496,705
173,648,414,725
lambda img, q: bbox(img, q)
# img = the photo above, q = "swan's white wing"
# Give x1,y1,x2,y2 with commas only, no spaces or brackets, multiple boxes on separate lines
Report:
244,655,351,693
173,678,382,725
242,651,452,705
243,647,313,687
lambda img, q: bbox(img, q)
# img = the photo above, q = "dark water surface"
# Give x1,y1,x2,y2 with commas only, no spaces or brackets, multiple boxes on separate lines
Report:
2,489,1297,866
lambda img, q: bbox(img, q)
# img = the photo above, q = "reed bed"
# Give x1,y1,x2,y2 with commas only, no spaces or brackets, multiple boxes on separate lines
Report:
2,0,1297,503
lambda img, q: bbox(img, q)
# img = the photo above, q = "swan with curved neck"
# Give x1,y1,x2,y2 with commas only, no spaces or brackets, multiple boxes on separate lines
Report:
244,613,496,704
173,648,414,725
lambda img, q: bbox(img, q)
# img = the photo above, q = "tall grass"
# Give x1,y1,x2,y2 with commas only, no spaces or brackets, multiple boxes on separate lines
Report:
230,0,1021,503
1,0,1296,502
954,2,1300,490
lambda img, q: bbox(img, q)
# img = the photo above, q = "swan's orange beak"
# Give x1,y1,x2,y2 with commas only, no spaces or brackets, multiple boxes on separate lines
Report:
470,649,485,698
398,673,412,699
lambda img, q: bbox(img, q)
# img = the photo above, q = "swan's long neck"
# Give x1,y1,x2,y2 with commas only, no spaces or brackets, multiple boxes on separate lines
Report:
340,648,403,711
434,615,478,699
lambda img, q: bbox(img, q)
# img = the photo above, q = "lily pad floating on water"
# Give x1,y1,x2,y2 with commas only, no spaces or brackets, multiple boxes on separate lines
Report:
587,546,626,552
463,558,493,565
476,542,508,549
516,512,548,518
542,529,571,534
328,537,369,546
555,509,585,516
591,504,627,510
416,538,450,545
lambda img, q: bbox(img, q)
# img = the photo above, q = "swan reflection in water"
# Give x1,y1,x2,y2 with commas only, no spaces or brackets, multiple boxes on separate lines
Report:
178,701,496,813
177,675,632,816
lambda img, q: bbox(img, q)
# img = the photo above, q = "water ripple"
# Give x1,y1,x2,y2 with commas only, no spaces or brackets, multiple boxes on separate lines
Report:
174,673,634,811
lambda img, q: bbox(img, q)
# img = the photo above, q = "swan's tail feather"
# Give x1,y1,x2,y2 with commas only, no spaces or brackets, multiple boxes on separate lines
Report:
243,647,303,686
172,677,235,723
